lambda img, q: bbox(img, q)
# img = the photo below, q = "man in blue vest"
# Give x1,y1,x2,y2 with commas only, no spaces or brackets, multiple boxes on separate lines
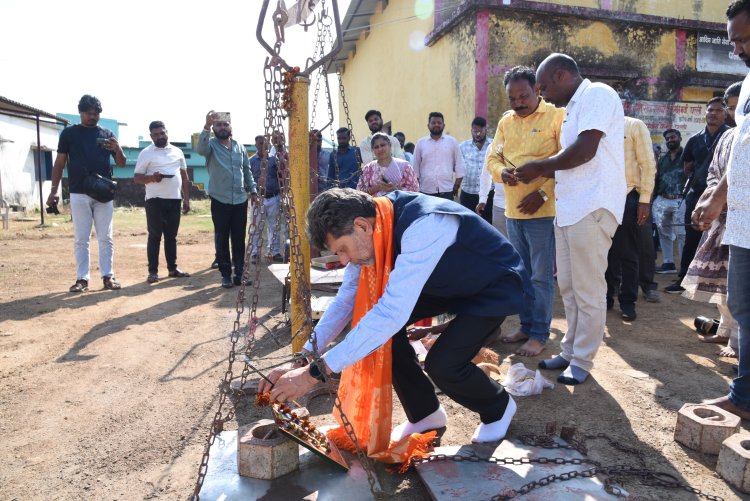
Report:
261,188,532,443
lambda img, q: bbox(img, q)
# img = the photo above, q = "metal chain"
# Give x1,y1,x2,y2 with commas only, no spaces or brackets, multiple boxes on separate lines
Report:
403,433,723,501
194,3,382,498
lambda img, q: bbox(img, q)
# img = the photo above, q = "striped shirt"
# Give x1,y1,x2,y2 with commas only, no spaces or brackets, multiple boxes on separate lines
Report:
459,137,492,194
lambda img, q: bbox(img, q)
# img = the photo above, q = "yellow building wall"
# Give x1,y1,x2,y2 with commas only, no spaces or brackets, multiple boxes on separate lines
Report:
339,2,476,146
484,10,729,125
525,0,725,22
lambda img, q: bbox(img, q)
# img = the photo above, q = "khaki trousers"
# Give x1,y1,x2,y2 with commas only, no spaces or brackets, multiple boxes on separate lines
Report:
555,209,618,372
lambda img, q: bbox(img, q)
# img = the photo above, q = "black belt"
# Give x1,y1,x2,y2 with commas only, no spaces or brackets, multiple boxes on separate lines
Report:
264,192,280,199
660,194,681,200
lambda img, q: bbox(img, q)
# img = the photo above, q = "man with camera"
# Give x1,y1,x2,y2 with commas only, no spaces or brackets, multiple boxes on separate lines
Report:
46,94,126,292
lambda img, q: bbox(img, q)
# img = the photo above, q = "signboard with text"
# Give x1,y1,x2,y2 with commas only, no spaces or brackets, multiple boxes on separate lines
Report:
622,100,706,147
697,32,747,76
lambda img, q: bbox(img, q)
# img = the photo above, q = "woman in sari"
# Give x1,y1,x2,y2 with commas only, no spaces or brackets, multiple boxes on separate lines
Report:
357,132,419,196
683,128,738,357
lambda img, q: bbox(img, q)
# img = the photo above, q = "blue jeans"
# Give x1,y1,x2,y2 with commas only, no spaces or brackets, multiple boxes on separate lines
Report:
70,193,114,280
729,245,750,411
506,217,555,342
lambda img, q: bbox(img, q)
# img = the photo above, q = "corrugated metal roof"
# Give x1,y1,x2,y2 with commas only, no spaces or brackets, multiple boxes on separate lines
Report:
328,0,380,71
0,96,69,123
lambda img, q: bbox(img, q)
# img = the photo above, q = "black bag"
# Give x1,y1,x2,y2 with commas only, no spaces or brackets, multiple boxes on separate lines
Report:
83,173,117,203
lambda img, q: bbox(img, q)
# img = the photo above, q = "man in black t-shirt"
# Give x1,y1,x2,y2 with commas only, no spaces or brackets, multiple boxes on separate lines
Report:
47,95,126,292
664,97,729,293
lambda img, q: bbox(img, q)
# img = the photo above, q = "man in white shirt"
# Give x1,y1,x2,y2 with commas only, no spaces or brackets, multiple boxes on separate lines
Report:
413,112,465,200
358,110,405,164
261,188,532,443
134,121,191,283
515,53,626,385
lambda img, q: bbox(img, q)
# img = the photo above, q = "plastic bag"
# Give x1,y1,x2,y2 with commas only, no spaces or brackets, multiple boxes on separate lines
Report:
501,362,554,396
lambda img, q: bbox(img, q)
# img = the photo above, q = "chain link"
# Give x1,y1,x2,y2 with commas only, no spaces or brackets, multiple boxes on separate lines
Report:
403,433,723,501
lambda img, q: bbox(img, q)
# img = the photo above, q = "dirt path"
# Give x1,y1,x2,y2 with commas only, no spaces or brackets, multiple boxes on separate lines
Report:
0,229,746,500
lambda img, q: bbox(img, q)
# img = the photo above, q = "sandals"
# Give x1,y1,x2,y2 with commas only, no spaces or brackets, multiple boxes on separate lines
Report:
69,279,89,293
168,269,190,278
103,276,122,290
147,273,160,284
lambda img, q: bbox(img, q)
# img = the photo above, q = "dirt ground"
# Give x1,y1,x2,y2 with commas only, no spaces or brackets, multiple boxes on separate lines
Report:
0,220,748,500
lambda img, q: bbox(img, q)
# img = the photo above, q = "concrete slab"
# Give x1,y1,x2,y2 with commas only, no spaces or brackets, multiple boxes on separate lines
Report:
198,430,376,500
414,439,626,501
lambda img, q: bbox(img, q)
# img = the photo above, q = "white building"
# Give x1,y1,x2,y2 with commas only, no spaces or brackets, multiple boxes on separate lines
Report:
0,96,68,213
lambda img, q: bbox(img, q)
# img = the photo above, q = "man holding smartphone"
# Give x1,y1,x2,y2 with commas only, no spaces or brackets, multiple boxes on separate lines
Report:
134,121,191,283
46,94,126,292
197,111,257,288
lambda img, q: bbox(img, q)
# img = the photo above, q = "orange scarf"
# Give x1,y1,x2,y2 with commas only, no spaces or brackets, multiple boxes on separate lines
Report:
326,197,435,468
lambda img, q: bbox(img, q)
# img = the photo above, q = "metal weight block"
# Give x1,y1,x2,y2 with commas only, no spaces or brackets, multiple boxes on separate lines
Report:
674,404,740,455
716,433,750,493
238,419,299,479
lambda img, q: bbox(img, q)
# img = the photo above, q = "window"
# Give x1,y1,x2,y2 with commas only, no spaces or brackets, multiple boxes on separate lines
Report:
32,149,53,181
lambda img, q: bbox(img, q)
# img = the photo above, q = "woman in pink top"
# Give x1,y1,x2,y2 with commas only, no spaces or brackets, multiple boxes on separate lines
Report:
357,133,419,196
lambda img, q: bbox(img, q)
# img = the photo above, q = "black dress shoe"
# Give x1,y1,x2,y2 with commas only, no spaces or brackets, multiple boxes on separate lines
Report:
234,276,252,286
221,276,233,288
621,303,637,321
211,260,219,269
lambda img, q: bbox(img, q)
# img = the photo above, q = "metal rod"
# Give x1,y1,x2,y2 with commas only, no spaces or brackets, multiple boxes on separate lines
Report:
36,114,44,225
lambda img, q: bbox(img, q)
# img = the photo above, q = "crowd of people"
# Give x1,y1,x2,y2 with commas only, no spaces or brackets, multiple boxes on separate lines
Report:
46,0,750,458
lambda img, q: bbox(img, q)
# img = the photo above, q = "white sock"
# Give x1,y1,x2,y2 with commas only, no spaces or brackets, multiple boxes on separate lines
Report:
471,395,516,443
390,405,448,442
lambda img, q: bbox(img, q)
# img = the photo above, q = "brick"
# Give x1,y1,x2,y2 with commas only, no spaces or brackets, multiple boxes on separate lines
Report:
674,404,740,455
717,433,750,493
238,419,299,479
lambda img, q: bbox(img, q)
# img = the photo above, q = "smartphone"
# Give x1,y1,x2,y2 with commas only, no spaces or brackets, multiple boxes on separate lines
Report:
214,112,231,123
96,137,110,147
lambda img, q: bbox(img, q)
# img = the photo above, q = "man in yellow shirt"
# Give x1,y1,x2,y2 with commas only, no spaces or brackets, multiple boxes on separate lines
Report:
486,66,565,357
605,117,658,321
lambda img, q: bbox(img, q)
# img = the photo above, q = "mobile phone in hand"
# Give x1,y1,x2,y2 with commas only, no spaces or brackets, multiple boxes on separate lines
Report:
96,137,110,147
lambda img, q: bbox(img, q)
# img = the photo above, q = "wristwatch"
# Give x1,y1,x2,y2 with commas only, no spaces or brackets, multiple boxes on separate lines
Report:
308,360,327,382
537,189,549,202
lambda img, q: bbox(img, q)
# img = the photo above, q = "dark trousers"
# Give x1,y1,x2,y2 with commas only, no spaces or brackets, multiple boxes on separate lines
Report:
423,191,455,201
210,197,248,279
391,294,508,424
606,190,640,306
638,218,657,293
145,198,182,274
679,195,703,279
459,190,493,224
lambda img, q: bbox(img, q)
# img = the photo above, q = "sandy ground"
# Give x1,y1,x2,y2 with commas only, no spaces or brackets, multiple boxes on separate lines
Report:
0,226,748,500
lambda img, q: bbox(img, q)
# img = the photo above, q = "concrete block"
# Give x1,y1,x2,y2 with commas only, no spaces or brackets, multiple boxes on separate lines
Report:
717,433,750,493
674,404,740,455
238,419,299,479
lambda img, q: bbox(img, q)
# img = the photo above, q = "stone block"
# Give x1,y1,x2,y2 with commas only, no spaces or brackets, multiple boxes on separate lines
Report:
717,433,750,493
674,404,740,455
238,419,299,479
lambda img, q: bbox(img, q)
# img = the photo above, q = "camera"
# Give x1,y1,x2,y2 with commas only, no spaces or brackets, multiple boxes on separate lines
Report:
46,204,60,215
694,315,719,335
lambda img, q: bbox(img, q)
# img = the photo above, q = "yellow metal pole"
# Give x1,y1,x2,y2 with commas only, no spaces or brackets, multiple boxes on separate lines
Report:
289,75,312,352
